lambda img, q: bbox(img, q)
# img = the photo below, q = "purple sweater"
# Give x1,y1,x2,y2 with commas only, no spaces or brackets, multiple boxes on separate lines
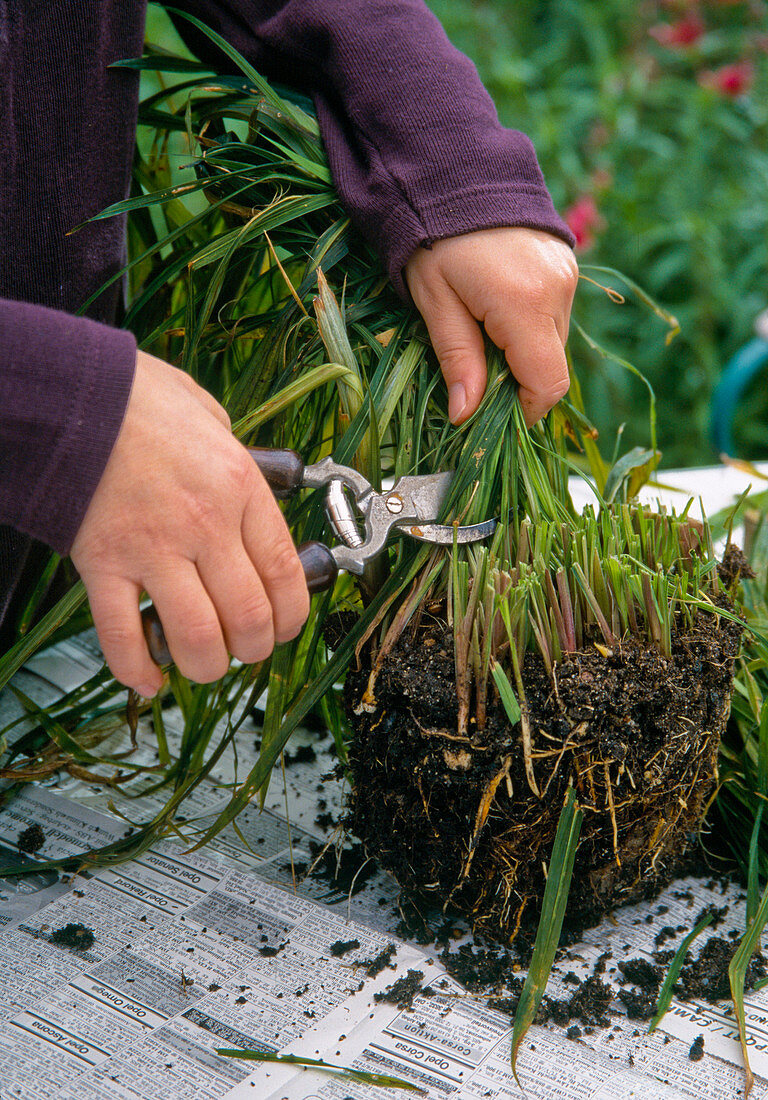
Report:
0,1,573,633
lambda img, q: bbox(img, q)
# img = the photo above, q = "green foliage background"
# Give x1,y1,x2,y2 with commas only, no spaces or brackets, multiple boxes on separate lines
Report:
425,0,768,466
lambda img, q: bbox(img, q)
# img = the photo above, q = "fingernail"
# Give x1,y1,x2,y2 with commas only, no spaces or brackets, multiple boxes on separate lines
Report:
137,683,158,699
448,382,467,423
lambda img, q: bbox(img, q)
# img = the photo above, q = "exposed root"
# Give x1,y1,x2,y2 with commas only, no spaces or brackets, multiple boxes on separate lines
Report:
520,701,540,798
604,761,621,868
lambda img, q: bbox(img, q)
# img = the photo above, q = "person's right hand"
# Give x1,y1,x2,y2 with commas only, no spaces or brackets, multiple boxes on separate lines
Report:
70,351,310,697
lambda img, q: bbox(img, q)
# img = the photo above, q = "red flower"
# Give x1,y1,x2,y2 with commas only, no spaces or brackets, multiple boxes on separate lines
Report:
564,196,605,252
649,14,706,47
698,59,754,95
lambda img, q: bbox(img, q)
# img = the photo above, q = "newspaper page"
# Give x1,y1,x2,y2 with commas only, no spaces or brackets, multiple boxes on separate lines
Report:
1,775,767,1099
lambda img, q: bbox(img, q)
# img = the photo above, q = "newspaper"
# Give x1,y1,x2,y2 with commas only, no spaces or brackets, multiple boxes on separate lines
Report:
2,462,768,1100
1,777,766,1100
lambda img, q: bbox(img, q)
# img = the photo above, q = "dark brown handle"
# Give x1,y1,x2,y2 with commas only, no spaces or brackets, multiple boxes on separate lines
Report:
298,541,339,595
141,604,172,667
247,447,304,499
139,542,338,667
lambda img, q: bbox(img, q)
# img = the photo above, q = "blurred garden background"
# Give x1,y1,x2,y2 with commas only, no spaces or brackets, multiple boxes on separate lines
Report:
145,0,768,469
428,0,768,468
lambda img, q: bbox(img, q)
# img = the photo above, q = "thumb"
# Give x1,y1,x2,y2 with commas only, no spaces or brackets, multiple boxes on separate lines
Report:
416,288,488,425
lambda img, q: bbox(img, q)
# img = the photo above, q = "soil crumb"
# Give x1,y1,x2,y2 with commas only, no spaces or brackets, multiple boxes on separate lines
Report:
618,958,663,989
258,941,287,958
487,993,523,1017
17,824,45,853
50,923,94,950
359,944,396,977
718,543,755,587
618,988,657,1020
615,956,663,1019
374,969,425,1010
330,939,360,957
688,1034,705,1062
283,744,316,766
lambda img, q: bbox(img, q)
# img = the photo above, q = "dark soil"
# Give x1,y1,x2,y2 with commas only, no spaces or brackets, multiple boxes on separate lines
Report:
675,936,767,1003
435,927,757,1038
439,943,520,992
539,976,614,1028
17,824,45,853
374,969,425,1010
718,543,755,588
689,1035,705,1061
618,958,663,989
329,939,360,957
612,956,664,1020
283,744,317,766
49,923,94,950
307,839,377,896
618,988,657,1020
346,607,740,944
358,944,397,977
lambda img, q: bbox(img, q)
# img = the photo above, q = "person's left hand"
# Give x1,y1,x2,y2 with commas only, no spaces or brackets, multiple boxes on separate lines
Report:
404,227,578,426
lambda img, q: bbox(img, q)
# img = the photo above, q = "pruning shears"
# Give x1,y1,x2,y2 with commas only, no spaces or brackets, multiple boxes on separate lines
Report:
141,447,495,666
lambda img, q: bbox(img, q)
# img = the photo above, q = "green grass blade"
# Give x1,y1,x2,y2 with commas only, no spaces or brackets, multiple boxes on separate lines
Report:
110,55,211,73
511,787,583,1081
579,263,681,343
603,447,660,504
490,658,521,724
165,7,319,135
189,194,336,270
573,321,657,460
215,1049,426,1092
729,879,768,1095
0,582,88,692
232,363,351,436
648,913,713,1031
748,803,765,927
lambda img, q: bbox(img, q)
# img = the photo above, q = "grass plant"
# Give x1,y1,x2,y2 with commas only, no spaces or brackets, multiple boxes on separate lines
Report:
0,5,722,875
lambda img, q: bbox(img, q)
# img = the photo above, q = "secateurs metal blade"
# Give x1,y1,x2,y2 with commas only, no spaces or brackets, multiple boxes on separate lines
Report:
141,446,495,666
247,447,496,586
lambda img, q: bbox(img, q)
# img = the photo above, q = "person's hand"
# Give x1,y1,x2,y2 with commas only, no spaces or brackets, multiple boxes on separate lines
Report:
404,227,578,426
70,351,309,696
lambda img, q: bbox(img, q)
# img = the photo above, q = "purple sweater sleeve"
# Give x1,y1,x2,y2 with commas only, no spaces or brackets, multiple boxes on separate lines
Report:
0,300,136,554
175,0,575,295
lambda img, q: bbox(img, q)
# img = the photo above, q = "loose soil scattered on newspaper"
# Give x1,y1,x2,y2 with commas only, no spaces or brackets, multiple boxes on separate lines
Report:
17,824,45,853
431,929,766,1032
49,923,95,951
346,604,741,945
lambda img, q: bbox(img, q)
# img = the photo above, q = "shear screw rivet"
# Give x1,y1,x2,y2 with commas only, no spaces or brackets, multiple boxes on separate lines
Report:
386,493,404,514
